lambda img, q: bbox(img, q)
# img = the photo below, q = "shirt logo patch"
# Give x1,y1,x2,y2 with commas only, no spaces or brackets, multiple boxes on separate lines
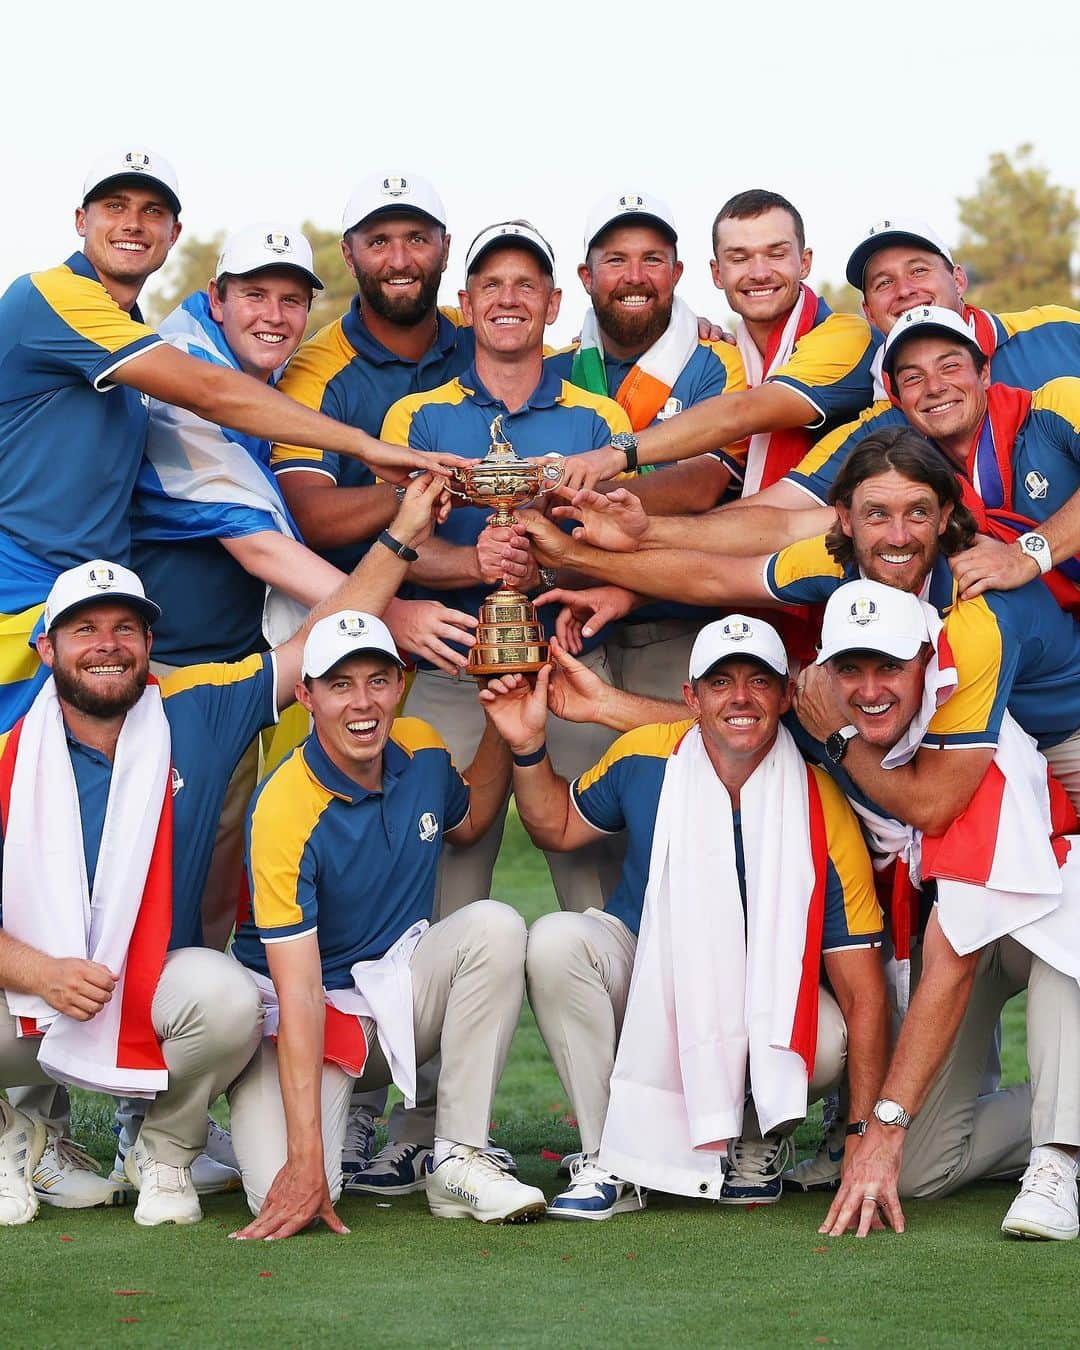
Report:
849,596,878,625
124,151,151,172
618,194,644,210
721,618,752,641
657,397,683,421
337,613,367,638
418,811,439,843
382,176,408,196
264,231,291,254
86,565,116,590
1025,470,1050,500
171,766,185,797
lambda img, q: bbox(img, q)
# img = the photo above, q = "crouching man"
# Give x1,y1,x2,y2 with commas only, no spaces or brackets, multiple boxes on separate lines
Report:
800,579,1080,1241
481,616,889,1218
228,612,546,1238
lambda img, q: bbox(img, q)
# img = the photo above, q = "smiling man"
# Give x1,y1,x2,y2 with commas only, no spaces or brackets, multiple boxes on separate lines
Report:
227,611,547,1235
480,615,885,1216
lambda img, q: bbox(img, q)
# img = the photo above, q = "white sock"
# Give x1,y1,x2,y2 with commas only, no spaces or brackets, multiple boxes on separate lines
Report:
433,1137,458,1168
1031,1145,1079,1176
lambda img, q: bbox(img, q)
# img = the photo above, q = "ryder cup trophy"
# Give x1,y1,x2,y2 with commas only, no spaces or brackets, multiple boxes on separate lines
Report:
448,415,564,679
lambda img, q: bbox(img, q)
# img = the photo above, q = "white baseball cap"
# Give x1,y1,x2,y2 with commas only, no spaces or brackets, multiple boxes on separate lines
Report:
44,560,161,632
82,147,181,217
215,223,324,290
584,191,678,255
341,173,446,235
688,615,789,680
302,611,405,679
816,579,931,665
464,220,556,281
845,216,954,289
881,304,981,382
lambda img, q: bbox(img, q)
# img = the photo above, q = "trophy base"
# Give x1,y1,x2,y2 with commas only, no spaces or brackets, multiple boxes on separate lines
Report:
467,654,549,680
467,586,551,681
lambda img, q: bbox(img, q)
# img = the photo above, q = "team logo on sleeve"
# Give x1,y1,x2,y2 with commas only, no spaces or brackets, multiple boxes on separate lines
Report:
382,176,408,196
1025,470,1050,500
721,618,752,641
849,596,878,625
658,397,683,421
418,812,439,843
618,194,644,210
86,565,116,590
124,151,151,172
338,613,367,637
264,231,291,254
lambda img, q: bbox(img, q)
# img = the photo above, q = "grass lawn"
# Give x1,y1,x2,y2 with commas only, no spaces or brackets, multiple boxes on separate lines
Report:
0,809,1054,1349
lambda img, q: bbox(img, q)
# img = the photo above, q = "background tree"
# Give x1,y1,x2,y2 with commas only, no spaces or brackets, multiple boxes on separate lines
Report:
815,279,863,316
957,144,1079,312
145,223,354,334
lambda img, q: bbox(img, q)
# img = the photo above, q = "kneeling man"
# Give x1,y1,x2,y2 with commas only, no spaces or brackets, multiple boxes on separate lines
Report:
482,616,888,1218
229,612,545,1237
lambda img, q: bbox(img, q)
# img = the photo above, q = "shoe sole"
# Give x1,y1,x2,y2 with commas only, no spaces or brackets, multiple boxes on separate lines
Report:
344,1177,429,1196
547,1197,647,1221
715,1191,784,1206
0,1114,47,1226
1001,1218,1079,1241
36,1184,128,1209
133,1208,203,1227
782,1176,841,1194
428,1199,547,1224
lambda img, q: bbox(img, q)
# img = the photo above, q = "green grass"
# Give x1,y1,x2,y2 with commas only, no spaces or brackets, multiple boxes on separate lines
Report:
0,808,1046,1349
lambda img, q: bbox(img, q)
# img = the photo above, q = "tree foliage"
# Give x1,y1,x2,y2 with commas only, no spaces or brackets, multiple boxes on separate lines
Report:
957,144,1078,312
144,222,355,334
815,279,863,316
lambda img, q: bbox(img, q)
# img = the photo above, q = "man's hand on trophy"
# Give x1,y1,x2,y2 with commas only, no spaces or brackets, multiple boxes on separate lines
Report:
544,636,614,725
535,585,641,654
476,521,539,589
549,486,648,553
477,665,550,754
514,509,575,567
553,445,628,494
392,473,450,547
384,598,477,675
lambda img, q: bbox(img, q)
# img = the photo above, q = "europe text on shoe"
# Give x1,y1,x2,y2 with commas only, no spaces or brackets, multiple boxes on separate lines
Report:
34,1127,126,1209
547,1156,646,1221
718,1133,791,1205
427,1146,547,1223
204,1116,240,1173
783,1101,845,1193
1001,1149,1079,1241
0,1100,46,1226
341,1105,377,1178
123,1138,202,1227
344,1140,431,1195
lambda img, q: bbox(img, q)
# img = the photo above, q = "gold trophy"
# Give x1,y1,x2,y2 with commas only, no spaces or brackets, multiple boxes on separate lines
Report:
448,415,565,679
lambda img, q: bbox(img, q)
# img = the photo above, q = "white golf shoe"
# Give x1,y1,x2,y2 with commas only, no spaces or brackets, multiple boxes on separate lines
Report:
1001,1148,1079,1241
427,1145,546,1224
34,1127,126,1209
124,1138,202,1227
0,1100,46,1226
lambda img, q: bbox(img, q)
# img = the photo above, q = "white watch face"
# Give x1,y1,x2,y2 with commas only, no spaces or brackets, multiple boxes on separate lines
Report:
875,1099,906,1126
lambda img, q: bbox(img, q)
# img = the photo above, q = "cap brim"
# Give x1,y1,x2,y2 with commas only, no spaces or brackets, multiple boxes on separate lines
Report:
587,212,678,252
883,322,981,381
49,593,162,632
346,204,444,233
816,635,923,665
693,651,787,680
224,262,325,292
845,231,948,289
84,173,181,218
305,644,407,679
466,238,553,277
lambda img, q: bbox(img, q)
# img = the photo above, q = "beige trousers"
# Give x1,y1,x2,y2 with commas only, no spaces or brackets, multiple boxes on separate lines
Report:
608,620,701,703
228,899,526,1215
526,908,849,1156
898,936,1080,1199
0,948,263,1166
1043,726,1080,816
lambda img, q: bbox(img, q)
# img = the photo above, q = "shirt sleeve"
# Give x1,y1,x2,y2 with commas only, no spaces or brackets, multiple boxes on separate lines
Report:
444,752,470,833
815,768,883,950
763,534,845,604
767,314,878,429
270,340,349,481
160,652,279,763
246,784,320,943
27,267,162,390
784,402,899,505
923,599,1012,749
571,741,634,834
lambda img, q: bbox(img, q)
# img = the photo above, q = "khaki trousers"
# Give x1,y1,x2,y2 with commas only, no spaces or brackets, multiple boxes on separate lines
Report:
526,908,848,1156
608,620,701,703
228,899,526,1215
1043,726,1080,816
0,948,263,1166
899,937,1080,1198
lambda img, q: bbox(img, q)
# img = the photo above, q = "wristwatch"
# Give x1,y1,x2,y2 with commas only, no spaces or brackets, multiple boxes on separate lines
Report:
873,1098,913,1129
825,724,859,765
538,567,558,589
1016,531,1052,575
846,1120,868,1138
377,529,419,562
610,430,639,473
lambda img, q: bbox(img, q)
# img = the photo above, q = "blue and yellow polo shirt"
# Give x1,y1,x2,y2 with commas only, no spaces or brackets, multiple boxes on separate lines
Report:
270,303,476,572
763,305,879,433
0,251,162,567
969,378,1080,527
0,654,276,949
765,543,1080,749
380,361,631,667
232,718,469,990
571,718,881,945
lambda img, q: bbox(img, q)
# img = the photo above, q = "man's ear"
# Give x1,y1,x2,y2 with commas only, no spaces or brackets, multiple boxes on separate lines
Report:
35,633,55,668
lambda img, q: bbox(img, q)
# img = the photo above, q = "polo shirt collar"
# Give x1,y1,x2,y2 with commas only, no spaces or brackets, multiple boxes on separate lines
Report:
341,298,461,368
458,360,562,411
301,728,407,803
69,251,149,325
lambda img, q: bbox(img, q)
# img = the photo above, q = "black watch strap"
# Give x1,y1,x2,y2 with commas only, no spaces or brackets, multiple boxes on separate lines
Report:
378,529,419,562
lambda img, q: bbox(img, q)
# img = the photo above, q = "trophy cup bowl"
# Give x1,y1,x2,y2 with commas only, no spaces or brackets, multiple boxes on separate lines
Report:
447,416,565,679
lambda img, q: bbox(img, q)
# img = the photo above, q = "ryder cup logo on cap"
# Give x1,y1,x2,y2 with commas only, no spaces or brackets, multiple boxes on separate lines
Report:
816,580,930,665
882,304,980,380
584,190,678,253
215,222,324,290
341,172,446,234
844,215,954,289
82,146,181,217
688,614,788,680
301,610,405,679
43,560,161,632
